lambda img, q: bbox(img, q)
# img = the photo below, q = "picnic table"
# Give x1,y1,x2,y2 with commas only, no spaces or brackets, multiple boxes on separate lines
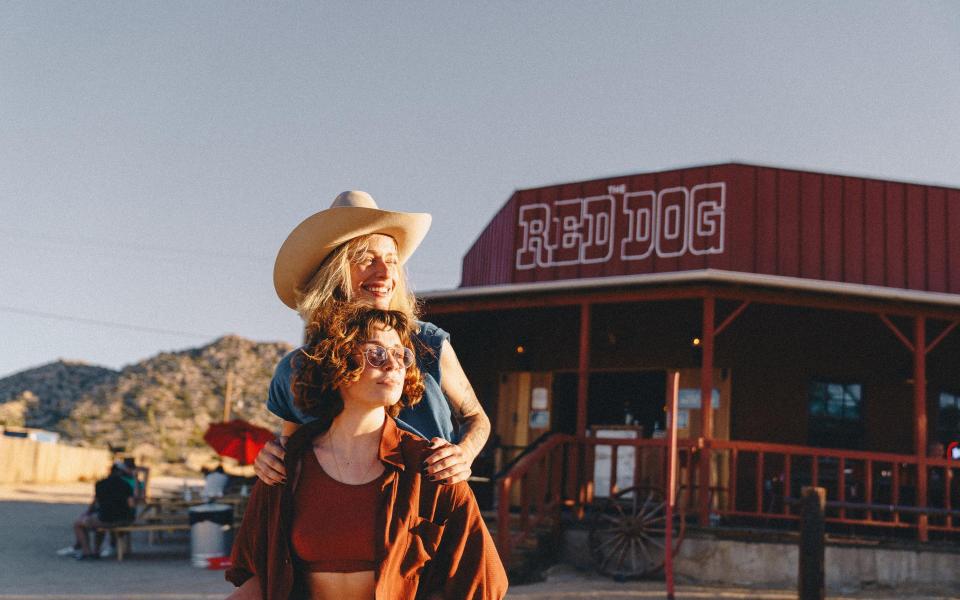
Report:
96,493,249,561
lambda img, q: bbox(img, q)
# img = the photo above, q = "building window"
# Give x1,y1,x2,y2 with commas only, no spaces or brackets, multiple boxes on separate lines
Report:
937,391,960,445
808,381,864,449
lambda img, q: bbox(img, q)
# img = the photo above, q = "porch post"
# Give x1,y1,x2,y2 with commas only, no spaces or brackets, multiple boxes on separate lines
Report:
699,295,716,527
577,302,591,437
914,316,929,542
572,302,591,512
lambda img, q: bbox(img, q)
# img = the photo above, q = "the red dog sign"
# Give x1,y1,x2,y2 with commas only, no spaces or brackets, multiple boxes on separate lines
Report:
516,182,726,270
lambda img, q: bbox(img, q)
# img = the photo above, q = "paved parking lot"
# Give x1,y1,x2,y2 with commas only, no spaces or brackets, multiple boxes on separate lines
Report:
0,481,956,600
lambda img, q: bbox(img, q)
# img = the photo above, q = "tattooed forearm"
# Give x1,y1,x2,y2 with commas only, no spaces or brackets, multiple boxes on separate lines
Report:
440,340,491,462
455,399,491,462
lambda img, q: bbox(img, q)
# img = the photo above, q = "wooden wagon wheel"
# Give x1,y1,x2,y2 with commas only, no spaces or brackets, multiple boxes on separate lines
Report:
587,485,685,579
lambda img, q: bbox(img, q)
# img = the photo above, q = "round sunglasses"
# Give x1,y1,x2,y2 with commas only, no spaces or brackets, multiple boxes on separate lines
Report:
357,342,415,369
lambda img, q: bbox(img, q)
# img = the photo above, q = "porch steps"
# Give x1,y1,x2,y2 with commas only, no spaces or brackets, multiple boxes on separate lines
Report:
482,510,563,584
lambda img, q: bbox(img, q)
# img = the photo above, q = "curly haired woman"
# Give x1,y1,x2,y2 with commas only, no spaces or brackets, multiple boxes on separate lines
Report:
226,306,506,600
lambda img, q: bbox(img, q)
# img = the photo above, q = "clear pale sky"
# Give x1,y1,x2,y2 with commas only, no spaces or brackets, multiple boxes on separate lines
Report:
2,2,959,378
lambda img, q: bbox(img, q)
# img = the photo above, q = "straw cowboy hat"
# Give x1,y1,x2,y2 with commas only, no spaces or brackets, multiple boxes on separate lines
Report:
273,190,432,309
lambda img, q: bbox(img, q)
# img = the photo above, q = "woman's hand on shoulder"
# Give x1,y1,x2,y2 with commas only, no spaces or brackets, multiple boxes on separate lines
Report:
423,438,471,485
253,437,288,486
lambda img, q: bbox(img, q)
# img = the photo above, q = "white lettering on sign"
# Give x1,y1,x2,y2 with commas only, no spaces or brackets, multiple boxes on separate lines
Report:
516,182,725,270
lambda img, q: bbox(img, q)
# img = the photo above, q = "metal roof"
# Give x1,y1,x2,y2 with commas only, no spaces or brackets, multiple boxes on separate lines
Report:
423,269,960,309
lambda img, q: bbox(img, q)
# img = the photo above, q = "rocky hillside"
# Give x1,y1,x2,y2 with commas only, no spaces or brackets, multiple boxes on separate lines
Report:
0,336,292,466
0,361,120,429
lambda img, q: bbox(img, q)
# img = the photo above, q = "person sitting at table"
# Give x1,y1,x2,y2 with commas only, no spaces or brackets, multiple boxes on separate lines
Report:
69,463,136,560
225,305,506,600
203,464,230,499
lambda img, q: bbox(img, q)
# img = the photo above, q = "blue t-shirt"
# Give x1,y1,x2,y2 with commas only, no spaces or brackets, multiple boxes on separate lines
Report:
266,321,456,442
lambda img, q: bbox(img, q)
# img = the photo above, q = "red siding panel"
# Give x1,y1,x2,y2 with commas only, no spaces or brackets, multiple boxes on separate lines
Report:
756,169,778,275
496,195,519,285
864,180,886,286
842,177,865,284
722,164,753,273
822,175,843,282
884,183,906,289
926,187,947,293
777,170,801,277
905,185,927,291
800,172,823,279
949,190,960,294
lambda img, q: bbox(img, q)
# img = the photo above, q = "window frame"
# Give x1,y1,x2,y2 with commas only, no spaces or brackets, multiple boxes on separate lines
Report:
936,390,960,445
807,379,865,450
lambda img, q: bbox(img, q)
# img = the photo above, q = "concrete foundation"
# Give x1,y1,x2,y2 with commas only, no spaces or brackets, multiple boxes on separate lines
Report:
562,528,960,594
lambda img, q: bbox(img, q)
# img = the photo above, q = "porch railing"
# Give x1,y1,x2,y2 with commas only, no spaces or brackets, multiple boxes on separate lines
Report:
495,436,960,569
495,433,576,567
578,436,700,505
709,439,960,535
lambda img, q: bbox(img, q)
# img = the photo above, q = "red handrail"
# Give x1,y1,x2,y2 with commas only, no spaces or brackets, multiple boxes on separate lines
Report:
496,434,575,567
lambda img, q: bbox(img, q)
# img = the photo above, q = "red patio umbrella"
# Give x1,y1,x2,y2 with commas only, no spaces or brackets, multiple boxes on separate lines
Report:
203,419,275,465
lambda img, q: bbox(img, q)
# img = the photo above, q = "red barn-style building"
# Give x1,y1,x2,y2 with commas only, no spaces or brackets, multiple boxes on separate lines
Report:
421,163,960,561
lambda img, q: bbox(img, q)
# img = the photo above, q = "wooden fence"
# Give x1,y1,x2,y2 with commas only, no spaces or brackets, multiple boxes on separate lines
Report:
0,436,111,483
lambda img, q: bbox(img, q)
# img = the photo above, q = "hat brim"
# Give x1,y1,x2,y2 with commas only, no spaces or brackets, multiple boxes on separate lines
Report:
273,206,432,309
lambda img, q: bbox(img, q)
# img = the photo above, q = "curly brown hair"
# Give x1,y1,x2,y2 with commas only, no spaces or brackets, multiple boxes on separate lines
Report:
291,304,425,430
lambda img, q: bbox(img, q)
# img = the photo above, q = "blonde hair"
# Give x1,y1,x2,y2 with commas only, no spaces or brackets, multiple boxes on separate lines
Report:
295,234,419,337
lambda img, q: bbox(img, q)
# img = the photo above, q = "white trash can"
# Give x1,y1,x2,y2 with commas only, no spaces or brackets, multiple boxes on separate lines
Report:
189,503,233,567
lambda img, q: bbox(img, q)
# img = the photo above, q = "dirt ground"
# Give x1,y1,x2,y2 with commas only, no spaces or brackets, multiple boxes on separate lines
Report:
0,478,225,600
0,481,956,600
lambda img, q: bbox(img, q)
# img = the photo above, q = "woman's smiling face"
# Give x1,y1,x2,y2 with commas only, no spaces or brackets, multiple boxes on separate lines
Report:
349,234,399,310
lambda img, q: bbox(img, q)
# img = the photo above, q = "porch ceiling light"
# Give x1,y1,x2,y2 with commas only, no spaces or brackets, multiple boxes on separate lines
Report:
515,345,525,354
692,337,702,347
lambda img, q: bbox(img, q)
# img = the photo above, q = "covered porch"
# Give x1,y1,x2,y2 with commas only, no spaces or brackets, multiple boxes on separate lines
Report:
422,271,960,567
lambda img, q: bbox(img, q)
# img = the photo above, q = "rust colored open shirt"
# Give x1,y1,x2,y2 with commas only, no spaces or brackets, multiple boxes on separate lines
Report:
226,416,508,600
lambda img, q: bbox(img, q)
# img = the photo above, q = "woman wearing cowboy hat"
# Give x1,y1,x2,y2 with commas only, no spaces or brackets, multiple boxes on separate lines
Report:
254,191,491,488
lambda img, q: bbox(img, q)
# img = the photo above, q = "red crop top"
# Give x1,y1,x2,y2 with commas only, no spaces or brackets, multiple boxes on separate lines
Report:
290,448,386,573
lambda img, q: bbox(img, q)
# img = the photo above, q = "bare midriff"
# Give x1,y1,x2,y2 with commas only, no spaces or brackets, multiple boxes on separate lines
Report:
303,571,375,600
292,446,385,600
